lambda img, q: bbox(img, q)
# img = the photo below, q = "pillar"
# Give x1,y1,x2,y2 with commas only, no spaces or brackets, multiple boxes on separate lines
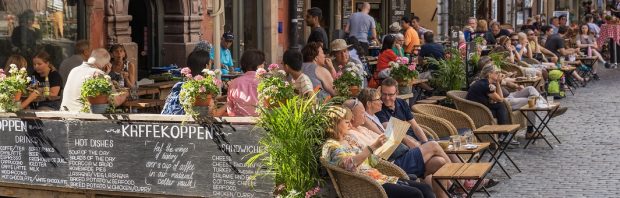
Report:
162,0,203,66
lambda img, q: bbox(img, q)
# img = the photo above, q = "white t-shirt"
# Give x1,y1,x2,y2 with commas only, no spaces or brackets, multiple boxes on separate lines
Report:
60,64,106,112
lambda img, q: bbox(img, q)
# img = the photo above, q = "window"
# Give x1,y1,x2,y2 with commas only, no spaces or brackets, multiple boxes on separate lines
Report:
1,0,83,68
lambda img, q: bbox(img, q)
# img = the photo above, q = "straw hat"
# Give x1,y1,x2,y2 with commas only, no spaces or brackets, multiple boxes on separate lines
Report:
389,22,401,32
330,39,351,52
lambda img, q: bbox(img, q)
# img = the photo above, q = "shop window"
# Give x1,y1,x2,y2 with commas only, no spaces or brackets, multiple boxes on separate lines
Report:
0,0,82,67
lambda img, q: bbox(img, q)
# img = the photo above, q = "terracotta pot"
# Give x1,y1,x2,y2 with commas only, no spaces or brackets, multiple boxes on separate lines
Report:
193,94,213,106
87,95,109,105
13,91,22,101
349,85,360,97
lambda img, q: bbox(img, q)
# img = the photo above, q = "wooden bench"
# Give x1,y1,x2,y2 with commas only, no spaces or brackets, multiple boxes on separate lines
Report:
433,163,493,198
142,81,177,100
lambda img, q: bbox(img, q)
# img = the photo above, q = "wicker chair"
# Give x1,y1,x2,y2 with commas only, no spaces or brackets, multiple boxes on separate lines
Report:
420,124,439,140
502,62,525,77
447,90,524,128
321,157,409,198
412,104,476,132
521,57,541,65
411,113,457,139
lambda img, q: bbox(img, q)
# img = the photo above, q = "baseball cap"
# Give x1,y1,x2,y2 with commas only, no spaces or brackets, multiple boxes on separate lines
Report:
223,32,234,41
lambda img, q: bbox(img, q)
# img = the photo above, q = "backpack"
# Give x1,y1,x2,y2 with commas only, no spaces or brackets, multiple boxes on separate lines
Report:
547,70,565,99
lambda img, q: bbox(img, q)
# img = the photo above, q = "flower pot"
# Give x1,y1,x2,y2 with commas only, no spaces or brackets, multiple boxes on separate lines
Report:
90,104,110,114
88,95,109,105
193,94,213,106
13,91,22,101
349,85,360,97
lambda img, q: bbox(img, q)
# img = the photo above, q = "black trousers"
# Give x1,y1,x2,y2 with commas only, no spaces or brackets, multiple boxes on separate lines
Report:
488,102,510,125
609,38,619,64
382,179,435,198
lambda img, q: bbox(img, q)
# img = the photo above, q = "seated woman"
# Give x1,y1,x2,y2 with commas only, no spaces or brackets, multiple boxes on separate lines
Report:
4,54,27,71
21,51,62,110
370,35,398,88
322,106,434,198
576,24,609,78
525,29,558,63
161,50,212,115
108,44,137,88
467,65,510,125
301,42,336,99
344,97,452,198
225,50,262,117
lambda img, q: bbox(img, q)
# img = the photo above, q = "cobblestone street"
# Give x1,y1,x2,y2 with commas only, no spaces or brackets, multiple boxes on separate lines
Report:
482,66,620,197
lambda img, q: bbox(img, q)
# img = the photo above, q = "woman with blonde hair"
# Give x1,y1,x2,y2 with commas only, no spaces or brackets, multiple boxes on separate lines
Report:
322,106,434,198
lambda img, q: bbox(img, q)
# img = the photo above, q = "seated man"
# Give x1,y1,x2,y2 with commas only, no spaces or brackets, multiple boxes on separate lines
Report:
343,98,450,197
61,48,128,112
375,78,429,143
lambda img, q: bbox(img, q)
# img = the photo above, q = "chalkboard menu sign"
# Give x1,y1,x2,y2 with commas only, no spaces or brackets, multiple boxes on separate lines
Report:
296,0,306,45
0,118,273,197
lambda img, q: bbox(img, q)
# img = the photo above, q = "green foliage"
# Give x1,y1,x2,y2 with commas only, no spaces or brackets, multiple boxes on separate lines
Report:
178,67,221,117
257,67,296,107
0,64,29,112
79,73,114,113
333,62,364,96
488,52,507,69
473,36,486,46
427,47,466,91
246,94,332,197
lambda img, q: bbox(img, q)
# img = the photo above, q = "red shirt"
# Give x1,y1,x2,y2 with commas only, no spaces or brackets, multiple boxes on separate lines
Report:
375,50,398,78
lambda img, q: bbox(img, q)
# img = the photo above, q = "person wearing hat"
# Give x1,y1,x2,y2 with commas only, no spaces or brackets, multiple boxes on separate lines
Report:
305,7,329,52
331,39,367,87
210,32,235,71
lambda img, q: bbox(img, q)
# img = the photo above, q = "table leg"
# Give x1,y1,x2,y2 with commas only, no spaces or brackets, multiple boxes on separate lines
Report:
531,107,561,144
475,134,511,178
522,110,554,149
493,132,521,173
434,178,452,197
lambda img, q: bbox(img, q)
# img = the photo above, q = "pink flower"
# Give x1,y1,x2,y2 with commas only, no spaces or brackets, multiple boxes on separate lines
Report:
335,71,343,79
0,69,4,74
185,74,193,79
0,73,5,79
399,57,409,64
213,78,223,87
199,86,206,93
408,64,416,71
338,65,344,70
180,67,192,75
268,63,280,71
193,75,204,81
305,187,321,198
255,68,267,78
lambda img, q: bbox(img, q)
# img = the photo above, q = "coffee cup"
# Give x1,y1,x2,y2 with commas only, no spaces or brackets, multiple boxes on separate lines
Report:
528,96,537,107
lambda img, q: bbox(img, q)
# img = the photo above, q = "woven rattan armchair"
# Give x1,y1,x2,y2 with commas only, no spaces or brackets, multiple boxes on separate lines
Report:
321,157,409,198
447,90,524,129
420,124,439,140
503,62,525,77
412,104,476,132
411,113,457,138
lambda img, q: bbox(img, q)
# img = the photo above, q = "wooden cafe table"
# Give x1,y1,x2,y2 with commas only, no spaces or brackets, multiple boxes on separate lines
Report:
519,102,562,149
433,163,493,198
443,142,491,163
142,81,177,100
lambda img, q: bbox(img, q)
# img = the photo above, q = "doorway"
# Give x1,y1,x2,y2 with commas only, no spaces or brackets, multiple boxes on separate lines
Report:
224,0,263,67
128,0,162,79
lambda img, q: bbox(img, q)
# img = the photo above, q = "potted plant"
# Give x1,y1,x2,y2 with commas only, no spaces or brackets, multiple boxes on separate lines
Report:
80,73,114,113
256,65,296,108
389,57,419,94
178,67,221,117
426,48,466,94
333,62,365,97
0,64,30,112
246,94,332,197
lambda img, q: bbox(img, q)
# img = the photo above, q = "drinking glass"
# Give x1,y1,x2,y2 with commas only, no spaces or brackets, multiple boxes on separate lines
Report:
547,96,554,105
451,135,461,150
465,130,474,145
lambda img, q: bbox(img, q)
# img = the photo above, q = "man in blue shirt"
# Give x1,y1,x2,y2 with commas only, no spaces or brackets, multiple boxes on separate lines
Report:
375,78,429,143
210,32,234,71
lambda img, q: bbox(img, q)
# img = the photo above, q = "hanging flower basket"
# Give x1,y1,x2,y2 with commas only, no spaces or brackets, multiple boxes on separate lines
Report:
87,95,109,105
13,91,22,102
193,94,213,106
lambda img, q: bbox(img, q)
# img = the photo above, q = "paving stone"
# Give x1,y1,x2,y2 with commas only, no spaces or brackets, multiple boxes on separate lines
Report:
473,68,620,197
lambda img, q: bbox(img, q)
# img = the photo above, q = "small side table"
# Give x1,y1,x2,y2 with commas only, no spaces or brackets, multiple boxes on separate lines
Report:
444,142,491,163
433,163,493,198
473,124,521,179
519,102,561,149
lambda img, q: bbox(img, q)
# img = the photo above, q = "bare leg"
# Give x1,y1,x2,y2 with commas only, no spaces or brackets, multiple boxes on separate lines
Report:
419,141,451,164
